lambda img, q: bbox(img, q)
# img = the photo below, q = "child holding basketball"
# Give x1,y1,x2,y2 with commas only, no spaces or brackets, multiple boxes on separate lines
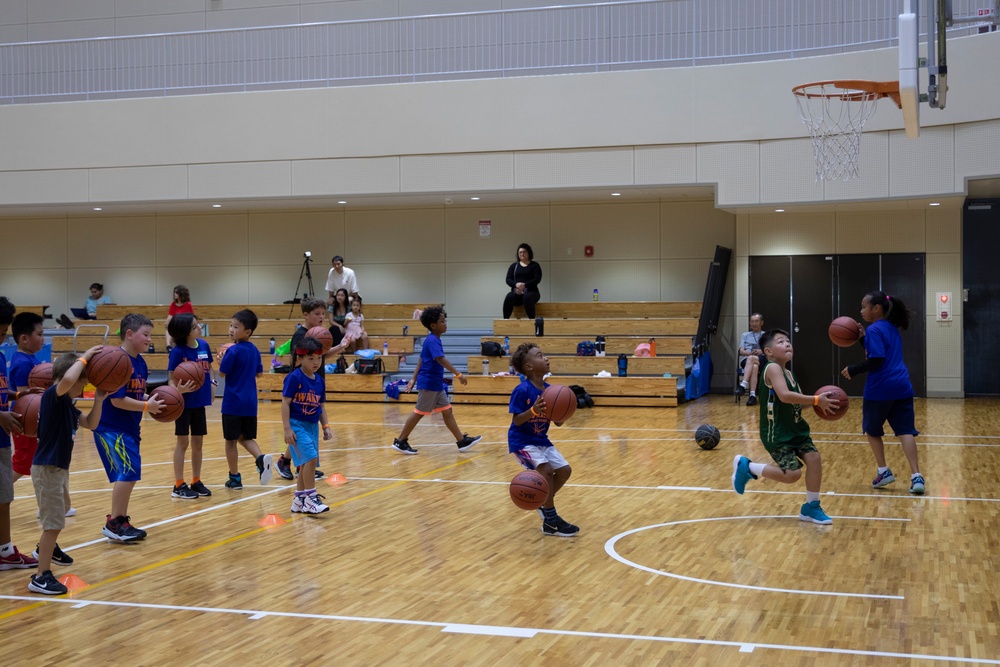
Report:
391,306,481,454
841,291,925,494
218,309,272,490
94,313,165,542
0,297,39,572
281,337,333,514
507,342,579,537
28,350,108,595
732,329,840,524
8,312,45,484
167,313,214,500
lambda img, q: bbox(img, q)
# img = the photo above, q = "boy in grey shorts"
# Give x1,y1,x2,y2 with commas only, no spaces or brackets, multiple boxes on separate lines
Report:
28,349,107,595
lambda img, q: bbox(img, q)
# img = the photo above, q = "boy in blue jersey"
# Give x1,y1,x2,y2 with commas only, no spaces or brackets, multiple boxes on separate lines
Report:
841,291,925,494
167,313,214,500
218,309,272,490
94,313,165,542
28,350,108,594
507,343,578,537
8,311,45,483
0,298,39,571
391,306,480,455
281,337,332,514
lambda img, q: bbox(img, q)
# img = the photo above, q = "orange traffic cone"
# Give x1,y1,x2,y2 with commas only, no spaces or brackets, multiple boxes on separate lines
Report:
58,574,89,591
326,473,348,486
258,513,286,527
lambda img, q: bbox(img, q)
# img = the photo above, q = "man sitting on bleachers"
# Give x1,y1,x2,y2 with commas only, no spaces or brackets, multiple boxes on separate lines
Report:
735,313,764,406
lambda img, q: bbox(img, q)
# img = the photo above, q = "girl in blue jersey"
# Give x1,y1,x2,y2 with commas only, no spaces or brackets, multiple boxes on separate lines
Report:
841,291,925,494
167,313,214,500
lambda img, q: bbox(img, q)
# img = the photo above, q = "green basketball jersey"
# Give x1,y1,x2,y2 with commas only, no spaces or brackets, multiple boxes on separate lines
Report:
758,361,811,452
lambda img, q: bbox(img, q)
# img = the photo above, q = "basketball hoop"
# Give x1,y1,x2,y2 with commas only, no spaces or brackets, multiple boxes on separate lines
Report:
792,80,902,182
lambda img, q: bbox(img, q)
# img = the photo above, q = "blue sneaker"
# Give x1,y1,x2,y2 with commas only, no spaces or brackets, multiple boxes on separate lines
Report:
872,468,896,489
799,500,832,525
909,475,925,495
731,455,755,495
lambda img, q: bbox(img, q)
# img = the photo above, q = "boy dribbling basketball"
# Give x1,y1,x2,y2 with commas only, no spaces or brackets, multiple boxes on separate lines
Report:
507,343,579,537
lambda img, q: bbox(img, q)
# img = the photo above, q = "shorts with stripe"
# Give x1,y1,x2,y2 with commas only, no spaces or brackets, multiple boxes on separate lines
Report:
93,430,142,483
414,390,450,416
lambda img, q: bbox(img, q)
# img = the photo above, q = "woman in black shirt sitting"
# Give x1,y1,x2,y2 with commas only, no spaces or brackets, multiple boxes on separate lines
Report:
502,243,543,319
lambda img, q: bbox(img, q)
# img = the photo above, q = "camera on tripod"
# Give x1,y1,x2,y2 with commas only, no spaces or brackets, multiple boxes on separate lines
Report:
303,251,312,259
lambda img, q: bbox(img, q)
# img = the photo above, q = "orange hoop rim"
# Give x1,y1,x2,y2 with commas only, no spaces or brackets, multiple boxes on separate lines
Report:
792,79,902,109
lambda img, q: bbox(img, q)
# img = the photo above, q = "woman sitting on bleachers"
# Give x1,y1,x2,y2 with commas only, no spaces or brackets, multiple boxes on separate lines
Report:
328,288,349,347
502,243,542,320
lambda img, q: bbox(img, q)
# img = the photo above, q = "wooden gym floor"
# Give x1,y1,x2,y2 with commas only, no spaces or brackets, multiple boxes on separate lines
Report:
2,396,1000,665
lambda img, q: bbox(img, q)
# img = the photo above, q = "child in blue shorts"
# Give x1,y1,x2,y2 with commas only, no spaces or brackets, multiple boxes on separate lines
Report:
281,337,332,514
841,290,925,494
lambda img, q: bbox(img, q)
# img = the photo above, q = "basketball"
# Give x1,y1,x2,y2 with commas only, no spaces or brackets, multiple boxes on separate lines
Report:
217,343,233,359
306,326,334,353
829,316,861,347
509,470,550,511
88,346,134,392
695,424,721,450
542,385,576,423
12,393,41,438
813,385,849,421
173,360,204,391
149,385,185,423
28,362,54,389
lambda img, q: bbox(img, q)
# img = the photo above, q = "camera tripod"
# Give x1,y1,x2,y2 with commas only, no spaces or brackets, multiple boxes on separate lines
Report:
288,255,316,318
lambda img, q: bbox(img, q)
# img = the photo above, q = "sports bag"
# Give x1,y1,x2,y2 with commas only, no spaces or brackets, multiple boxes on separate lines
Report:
481,341,504,357
354,357,384,375
576,340,596,356
569,384,594,408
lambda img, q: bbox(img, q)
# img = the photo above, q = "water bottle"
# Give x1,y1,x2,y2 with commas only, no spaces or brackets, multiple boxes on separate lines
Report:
482,358,489,376
649,337,657,357
596,335,606,357
148,343,155,354
403,325,409,336
534,317,544,337
617,353,628,377
383,340,389,357
503,336,510,356
269,337,275,355
593,288,599,302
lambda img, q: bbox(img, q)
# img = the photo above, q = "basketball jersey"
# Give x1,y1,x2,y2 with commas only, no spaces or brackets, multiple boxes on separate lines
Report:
282,368,325,423
0,351,9,449
758,362,811,452
97,351,148,438
507,379,552,452
167,339,213,409
416,333,445,392
862,319,914,401
8,350,38,391
219,341,262,416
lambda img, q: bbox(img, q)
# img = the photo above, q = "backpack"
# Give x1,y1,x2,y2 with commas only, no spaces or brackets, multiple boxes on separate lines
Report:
576,340,596,356
354,357,384,375
569,384,594,408
384,379,405,400
481,341,504,357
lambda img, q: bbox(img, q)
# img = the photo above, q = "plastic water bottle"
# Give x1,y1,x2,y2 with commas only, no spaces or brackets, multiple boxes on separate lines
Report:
383,340,389,357
482,358,489,376
503,336,510,356
403,325,409,336
649,338,657,357
593,288,599,302
269,338,275,355
617,353,628,377
596,335,606,357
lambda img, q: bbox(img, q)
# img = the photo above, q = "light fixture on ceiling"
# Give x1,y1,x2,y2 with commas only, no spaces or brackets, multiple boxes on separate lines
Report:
611,192,621,197
93,207,102,211
212,204,222,208
470,197,480,201
775,209,785,213
338,200,347,205
929,202,941,206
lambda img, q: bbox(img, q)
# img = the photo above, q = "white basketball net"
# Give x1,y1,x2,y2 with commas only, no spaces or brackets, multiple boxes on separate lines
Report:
794,82,883,182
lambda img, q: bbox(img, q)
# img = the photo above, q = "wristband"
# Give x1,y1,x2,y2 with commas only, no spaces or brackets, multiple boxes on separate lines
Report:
455,372,463,378
143,401,149,412
322,424,330,429
77,357,88,366
529,406,539,417
813,395,819,406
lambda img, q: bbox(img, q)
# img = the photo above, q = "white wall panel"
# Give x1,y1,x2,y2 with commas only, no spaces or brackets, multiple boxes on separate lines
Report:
67,215,157,268
550,202,659,260
0,268,68,319
300,1,399,23
114,0,205,17
926,252,962,318
67,267,157,309
156,266,250,305
400,0,500,15
889,126,956,198
514,148,633,189
114,13,206,36
747,212,835,256
291,157,400,196
697,143,759,207
90,166,188,202
660,258,712,301
0,25,27,44
635,145,697,185
400,153,514,193
27,0,113,23
926,315,962,385
188,162,292,199
155,214,248,266
660,201,735,259
26,18,115,41
835,209,925,254
0,170,89,205
759,138,823,203
445,261,528,321
824,131,891,201
248,265,312,305
248,210,344,266
205,5,301,30
0,1,27,25
351,262,446,303
955,119,1000,192
548,259,660,302
925,207,961,254
344,209,444,263
444,205,550,262
0,218,67,268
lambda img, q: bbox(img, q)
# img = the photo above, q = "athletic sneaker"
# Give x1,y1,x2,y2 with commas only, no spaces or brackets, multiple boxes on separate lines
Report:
275,455,294,481
392,438,418,455
65,507,77,517
745,395,758,407
0,546,38,570
799,500,833,525
542,517,579,537
225,473,243,489
121,516,146,540
909,475,926,495
314,469,325,480
734,382,747,397
32,543,74,566
102,515,141,542
171,483,198,500
456,434,482,452
28,570,68,595
190,480,212,497
301,492,330,515
731,455,756,495
291,494,305,514
872,468,896,489
256,454,273,485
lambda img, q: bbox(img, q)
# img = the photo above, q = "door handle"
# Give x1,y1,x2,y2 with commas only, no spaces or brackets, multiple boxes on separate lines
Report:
793,321,800,333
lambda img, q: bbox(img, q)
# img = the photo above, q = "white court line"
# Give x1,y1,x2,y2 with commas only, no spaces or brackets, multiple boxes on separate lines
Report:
0,595,995,664
605,515,910,600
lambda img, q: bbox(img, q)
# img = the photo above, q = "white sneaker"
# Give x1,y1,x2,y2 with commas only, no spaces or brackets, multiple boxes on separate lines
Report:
290,494,305,514
301,492,329,515
65,508,77,517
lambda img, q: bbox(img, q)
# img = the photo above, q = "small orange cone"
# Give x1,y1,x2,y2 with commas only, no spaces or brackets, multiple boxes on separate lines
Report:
58,574,89,591
258,513,286,527
326,473,348,486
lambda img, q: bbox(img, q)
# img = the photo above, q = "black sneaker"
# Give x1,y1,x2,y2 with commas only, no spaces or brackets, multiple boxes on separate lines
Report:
314,469,325,480
190,480,212,497
102,515,141,542
542,517,580,537
225,473,243,489
456,434,482,452
121,516,147,540
171,482,198,500
57,314,75,330
256,454,273,485
32,543,74,566
28,570,68,595
275,455,294,481
734,383,746,396
392,438,418,455
745,395,758,407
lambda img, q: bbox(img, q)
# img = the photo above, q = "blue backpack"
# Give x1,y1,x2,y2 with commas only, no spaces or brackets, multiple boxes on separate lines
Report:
576,340,596,356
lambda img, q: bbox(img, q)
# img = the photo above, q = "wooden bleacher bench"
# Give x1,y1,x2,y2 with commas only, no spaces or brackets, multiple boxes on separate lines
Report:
468,355,684,376
451,375,677,407
20,305,50,319
141,353,400,372
95,303,436,321
52,336,414,356
482,336,691,356
493,318,698,337
511,301,701,319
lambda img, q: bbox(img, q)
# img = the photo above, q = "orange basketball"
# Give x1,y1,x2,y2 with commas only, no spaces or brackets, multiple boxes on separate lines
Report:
12,393,41,438
813,384,849,421
542,384,576,423
172,360,205,391
149,385,185,423
88,346,134,392
509,470,550,511
829,316,861,347
28,362,54,389
306,326,334,353
217,343,233,360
